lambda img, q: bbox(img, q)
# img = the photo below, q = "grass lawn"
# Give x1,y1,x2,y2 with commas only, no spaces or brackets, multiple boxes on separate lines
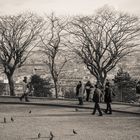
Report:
0,104,140,140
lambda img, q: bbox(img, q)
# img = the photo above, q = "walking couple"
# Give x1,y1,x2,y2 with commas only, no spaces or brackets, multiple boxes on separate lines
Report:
92,82,114,116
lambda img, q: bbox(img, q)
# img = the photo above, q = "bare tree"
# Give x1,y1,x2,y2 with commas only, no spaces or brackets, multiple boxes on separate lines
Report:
40,13,69,98
68,7,140,86
0,13,43,96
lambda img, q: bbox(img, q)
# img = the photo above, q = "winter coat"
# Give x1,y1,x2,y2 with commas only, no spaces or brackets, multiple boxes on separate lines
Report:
76,83,82,96
78,84,85,98
85,81,91,90
92,88,101,103
104,87,112,103
23,81,30,94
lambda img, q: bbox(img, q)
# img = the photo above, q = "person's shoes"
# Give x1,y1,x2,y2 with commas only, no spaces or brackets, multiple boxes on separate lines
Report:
108,112,112,114
98,114,103,116
25,100,30,102
103,110,107,114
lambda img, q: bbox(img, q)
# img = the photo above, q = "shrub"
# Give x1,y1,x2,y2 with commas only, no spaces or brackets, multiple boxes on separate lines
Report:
30,75,52,97
64,87,76,99
113,68,136,102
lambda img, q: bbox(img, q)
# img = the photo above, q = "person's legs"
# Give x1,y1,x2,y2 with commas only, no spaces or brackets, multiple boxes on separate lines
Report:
106,102,110,113
86,89,90,101
97,103,103,116
78,97,81,105
19,94,25,101
78,97,82,105
108,103,112,114
80,97,83,105
103,102,108,113
92,103,97,114
25,94,29,102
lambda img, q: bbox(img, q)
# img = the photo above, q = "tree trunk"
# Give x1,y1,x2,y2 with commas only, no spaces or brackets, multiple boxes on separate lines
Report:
7,75,15,96
100,77,106,87
89,67,106,87
54,81,58,98
96,74,106,88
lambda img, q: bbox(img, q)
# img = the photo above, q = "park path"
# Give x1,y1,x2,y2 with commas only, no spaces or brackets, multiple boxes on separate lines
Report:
0,96,140,115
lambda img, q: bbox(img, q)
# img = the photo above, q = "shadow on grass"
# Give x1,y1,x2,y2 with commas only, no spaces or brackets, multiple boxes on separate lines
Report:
27,134,76,140
0,122,11,124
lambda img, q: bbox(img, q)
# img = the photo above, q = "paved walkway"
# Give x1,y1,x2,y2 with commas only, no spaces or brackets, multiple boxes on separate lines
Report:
0,96,140,115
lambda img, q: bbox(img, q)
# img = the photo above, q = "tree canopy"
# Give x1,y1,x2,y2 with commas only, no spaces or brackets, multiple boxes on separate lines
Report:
68,8,140,86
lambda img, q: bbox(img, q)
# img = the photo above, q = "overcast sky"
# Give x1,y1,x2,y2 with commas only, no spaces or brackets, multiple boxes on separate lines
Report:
0,0,140,16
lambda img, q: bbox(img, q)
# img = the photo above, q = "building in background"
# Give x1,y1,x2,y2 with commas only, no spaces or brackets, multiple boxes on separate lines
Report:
0,50,140,96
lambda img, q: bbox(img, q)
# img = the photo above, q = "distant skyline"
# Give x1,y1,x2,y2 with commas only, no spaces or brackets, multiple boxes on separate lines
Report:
0,0,140,16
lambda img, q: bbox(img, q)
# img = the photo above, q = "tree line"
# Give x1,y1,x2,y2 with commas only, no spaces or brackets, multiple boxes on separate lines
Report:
0,6,140,98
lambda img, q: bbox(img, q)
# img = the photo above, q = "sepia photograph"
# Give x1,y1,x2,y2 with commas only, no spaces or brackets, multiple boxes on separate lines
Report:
0,0,140,140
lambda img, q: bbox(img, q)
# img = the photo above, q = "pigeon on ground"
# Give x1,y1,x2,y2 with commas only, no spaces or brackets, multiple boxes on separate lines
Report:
73,129,77,134
75,108,78,112
38,133,41,138
29,110,31,114
4,117,6,123
50,131,54,138
11,117,14,122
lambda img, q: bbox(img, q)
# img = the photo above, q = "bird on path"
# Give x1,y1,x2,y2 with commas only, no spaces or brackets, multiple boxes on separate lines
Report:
4,117,6,123
50,131,54,138
29,110,32,114
75,108,79,112
38,133,41,138
11,117,14,122
73,129,77,134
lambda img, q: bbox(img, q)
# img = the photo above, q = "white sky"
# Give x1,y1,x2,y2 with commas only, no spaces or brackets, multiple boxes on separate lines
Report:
0,0,140,16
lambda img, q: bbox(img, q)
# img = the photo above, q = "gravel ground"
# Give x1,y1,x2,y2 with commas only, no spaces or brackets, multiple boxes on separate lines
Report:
0,104,140,140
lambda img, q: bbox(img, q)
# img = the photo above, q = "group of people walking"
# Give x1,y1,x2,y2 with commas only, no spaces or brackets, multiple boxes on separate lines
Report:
76,80,114,116
19,76,114,116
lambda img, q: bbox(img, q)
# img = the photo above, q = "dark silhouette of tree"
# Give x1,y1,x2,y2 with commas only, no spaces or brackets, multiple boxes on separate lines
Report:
113,67,136,102
0,13,43,96
30,74,52,97
113,67,131,83
40,13,69,98
68,7,140,86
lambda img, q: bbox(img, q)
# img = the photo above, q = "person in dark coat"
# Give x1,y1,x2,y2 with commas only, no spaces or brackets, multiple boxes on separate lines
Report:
76,81,82,97
104,84,112,114
92,85,103,116
85,81,92,101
